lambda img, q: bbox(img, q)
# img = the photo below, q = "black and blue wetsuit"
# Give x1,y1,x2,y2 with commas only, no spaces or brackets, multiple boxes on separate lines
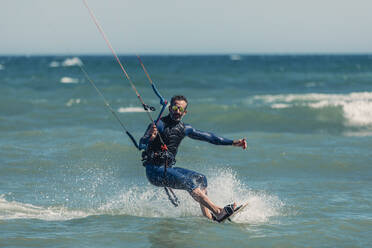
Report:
140,115,233,193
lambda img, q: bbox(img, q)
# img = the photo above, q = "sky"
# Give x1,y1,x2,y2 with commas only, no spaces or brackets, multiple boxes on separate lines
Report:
1,0,372,55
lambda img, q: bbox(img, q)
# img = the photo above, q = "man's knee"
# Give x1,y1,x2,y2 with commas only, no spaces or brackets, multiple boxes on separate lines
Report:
191,186,208,197
191,187,201,195
201,187,208,195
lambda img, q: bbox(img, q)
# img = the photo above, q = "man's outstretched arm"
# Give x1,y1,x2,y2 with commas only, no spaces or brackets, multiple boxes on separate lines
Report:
185,124,247,149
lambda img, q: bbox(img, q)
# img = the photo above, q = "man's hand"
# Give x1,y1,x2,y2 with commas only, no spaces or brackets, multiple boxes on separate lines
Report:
148,123,158,141
232,138,247,150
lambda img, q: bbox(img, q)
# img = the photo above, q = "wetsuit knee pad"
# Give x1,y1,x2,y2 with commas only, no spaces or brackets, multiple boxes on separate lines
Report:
193,173,207,189
185,171,208,193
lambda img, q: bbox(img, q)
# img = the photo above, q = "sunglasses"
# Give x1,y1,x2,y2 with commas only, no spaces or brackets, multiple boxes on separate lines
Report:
171,105,186,113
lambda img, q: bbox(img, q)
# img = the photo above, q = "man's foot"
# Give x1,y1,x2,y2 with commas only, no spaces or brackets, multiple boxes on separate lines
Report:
214,203,237,223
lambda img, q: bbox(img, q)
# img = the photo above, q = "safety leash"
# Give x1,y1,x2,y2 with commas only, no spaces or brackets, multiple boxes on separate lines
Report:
164,187,180,207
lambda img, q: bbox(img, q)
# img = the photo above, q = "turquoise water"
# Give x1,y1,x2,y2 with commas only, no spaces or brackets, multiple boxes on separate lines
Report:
1,55,372,247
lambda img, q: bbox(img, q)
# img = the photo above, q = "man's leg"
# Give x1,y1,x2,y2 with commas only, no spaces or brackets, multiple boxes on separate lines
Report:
189,187,212,219
147,166,236,220
191,187,237,221
198,188,214,219
191,187,221,220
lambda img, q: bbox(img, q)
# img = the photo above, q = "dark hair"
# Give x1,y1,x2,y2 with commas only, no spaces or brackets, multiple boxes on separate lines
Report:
170,95,188,107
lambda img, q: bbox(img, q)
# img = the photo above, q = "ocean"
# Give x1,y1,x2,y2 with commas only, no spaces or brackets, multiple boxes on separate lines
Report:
1,55,371,247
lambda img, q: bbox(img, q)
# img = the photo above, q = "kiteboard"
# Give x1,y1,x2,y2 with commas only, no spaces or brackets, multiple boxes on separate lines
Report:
216,202,249,223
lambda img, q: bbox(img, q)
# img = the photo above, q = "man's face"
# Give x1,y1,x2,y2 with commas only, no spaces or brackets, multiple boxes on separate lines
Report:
169,100,188,121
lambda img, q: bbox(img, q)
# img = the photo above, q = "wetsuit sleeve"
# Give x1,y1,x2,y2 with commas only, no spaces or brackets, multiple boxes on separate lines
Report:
139,124,152,150
139,120,164,150
184,124,234,145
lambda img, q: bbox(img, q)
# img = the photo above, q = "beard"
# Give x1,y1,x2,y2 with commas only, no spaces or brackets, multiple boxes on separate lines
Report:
170,111,182,121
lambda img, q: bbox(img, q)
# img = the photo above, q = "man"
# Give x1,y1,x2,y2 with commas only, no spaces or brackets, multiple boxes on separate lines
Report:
140,95,247,221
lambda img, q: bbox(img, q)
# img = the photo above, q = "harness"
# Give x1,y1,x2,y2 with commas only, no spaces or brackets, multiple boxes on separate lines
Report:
140,117,185,207
142,116,185,166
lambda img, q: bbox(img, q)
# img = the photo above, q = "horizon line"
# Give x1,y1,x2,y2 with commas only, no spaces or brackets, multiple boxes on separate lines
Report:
1,52,372,57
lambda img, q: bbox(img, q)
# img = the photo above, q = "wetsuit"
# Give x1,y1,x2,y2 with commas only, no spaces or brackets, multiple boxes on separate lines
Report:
140,115,233,193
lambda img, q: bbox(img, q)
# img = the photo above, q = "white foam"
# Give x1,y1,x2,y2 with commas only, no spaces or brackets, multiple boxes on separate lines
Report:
117,107,146,113
0,195,90,221
271,103,290,109
253,92,372,127
49,61,60,68
342,100,372,126
99,168,283,224
229,54,242,61
206,168,283,224
60,77,79,84
0,169,283,223
343,130,372,137
98,186,186,218
66,98,81,107
62,57,83,67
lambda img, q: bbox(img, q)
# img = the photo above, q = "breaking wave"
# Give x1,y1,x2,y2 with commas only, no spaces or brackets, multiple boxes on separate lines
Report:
252,92,372,127
117,107,146,113
62,57,83,67
49,57,83,68
60,77,79,84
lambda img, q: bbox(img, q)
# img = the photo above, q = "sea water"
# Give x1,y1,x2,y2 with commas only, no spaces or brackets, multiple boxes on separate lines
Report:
1,55,371,247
